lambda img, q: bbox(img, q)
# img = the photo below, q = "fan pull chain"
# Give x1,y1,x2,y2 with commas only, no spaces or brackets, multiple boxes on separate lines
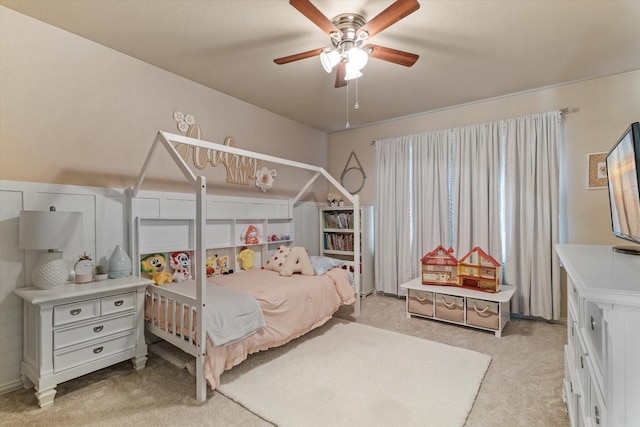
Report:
345,80,350,128
355,78,360,109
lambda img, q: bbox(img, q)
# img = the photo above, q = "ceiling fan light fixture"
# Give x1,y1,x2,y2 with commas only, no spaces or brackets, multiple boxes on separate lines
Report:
344,63,363,81
320,49,340,72
347,47,368,71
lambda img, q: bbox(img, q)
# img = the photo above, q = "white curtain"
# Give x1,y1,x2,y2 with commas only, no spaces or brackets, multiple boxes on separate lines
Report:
375,138,413,295
374,111,562,320
503,112,561,319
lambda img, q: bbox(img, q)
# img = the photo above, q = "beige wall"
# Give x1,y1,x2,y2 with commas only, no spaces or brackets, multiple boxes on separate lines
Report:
0,7,328,201
328,70,640,245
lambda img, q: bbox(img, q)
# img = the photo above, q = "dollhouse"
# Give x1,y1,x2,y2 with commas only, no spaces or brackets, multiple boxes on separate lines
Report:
420,246,501,293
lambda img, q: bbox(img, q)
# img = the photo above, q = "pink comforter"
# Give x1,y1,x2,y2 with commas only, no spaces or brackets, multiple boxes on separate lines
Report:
203,267,355,389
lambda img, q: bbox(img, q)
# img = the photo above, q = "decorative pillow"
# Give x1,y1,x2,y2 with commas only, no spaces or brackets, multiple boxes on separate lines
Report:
263,245,290,272
280,247,314,277
309,256,344,276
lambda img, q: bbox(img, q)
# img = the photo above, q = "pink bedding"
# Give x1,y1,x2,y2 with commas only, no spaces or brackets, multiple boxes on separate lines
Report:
203,267,355,389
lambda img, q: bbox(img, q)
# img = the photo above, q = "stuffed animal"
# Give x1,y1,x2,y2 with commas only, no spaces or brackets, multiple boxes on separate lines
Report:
141,254,173,286
245,225,259,245
206,254,218,277
170,251,193,282
217,255,233,275
238,246,255,270
280,247,314,277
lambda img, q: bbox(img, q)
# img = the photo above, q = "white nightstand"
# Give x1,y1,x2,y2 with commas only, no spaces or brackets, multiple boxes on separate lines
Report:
14,276,152,407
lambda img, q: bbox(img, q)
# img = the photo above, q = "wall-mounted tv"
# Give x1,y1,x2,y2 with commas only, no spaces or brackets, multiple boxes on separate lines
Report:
606,121,640,255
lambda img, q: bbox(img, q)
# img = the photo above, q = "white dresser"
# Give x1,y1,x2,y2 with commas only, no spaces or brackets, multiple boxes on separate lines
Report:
556,244,640,427
14,276,152,407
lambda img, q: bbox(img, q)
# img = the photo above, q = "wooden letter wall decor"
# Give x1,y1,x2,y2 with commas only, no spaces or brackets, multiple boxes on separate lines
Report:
173,123,262,186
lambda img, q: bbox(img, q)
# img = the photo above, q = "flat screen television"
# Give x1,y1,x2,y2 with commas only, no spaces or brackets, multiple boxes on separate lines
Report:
606,121,640,255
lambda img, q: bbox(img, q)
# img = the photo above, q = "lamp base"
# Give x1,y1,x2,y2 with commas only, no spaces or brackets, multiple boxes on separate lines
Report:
32,251,68,290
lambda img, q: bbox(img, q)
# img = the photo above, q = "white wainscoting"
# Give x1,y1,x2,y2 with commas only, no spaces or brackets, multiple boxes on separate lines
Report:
0,180,320,394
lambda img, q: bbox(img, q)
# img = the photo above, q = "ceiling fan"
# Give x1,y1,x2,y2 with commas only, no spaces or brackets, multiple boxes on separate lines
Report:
274,0,420,88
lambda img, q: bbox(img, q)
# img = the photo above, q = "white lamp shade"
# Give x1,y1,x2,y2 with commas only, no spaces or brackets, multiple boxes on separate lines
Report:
19,209,83,289
344,63,363,81
320,49,340,73
19,210,83,250
347,47,368,71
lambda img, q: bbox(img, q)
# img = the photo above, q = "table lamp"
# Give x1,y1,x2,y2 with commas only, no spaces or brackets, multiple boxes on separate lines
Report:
19,206,83,289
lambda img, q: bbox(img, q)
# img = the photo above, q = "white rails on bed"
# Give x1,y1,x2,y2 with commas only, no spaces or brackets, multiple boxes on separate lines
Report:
128,131,360,402
145,286,198,356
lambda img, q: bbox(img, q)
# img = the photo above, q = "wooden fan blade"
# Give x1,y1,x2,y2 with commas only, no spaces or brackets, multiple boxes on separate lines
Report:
274,48,324,65
335,62,347,88
358,0,420,39
365,44,419,67
289,0,342,36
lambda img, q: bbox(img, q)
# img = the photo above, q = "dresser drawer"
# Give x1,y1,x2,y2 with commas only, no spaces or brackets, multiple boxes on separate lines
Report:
466,298,499,330
407,290,434,317
54,331,136,373
54,299,100,326
101,292,135,316
588,377,606,426
54,313,136,350
584,301,604,373
435,294,464,323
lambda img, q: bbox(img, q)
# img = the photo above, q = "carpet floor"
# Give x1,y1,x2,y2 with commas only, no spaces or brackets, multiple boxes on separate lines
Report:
0,293,569,427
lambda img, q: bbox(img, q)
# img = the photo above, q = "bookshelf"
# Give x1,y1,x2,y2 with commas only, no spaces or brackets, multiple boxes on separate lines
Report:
320,206,374,296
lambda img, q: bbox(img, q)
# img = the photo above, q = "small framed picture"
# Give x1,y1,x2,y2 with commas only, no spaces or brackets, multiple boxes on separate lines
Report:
587,152,608,189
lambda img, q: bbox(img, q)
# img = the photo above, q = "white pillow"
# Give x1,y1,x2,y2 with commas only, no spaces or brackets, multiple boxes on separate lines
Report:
309,255,344,275
263,245,290,272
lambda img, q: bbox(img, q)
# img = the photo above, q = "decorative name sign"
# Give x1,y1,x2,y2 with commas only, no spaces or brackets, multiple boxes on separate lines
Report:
172,112,264,186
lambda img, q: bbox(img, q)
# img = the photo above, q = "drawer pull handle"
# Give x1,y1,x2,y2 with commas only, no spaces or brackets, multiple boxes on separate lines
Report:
441,297,456,309
595,405,600,425
70,308,82,316
580,356,584,369
472,303,491,316
415,292,429,302
114,300,124,307
93,346,103,354
590,316,596,331
93,325,104,333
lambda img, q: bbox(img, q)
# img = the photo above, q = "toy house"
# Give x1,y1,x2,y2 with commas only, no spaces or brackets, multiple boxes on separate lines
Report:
457,247,501,293
420,245,459,286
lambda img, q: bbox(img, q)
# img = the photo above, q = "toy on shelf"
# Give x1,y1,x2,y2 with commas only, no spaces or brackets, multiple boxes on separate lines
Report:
206,254,218,277
141,254,173,286
217,255,233,275
238,247,255,270
170,251,193,282
420,245,501,293
244,225,260,245
269,234,291,242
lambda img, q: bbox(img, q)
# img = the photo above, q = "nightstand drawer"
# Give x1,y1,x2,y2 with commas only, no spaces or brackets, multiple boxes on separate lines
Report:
466,298,499,330
584,301,604,372
54,331,136,373
101,292,135,316
54,299,100,326
435,294,464,323
54,313,136,350
407,290,434,317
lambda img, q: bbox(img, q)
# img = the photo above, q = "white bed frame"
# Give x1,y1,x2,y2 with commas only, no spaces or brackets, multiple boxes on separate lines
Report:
128,131,360,401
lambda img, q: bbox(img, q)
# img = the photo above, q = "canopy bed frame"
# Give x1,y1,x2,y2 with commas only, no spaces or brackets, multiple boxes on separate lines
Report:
128,131,361,401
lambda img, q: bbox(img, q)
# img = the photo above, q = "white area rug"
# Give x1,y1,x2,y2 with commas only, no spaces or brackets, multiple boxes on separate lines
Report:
217,320,491,427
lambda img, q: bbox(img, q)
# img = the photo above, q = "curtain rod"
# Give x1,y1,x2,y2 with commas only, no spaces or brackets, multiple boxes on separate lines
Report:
369,106,579,146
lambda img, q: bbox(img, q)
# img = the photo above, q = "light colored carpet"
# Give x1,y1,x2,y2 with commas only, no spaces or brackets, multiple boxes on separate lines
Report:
217,319,491,427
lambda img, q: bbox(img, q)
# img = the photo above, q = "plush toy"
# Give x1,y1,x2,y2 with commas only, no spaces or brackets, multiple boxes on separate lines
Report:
217,255,233,275
280,247,314,277
238,246,255,270
141,254,173,286
245,225,259,245
206,254,218,277
170,251,193,282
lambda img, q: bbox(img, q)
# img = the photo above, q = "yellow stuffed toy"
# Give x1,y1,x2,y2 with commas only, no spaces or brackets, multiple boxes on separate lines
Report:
238,246,255,270
141,254,173,285
217,255,233,274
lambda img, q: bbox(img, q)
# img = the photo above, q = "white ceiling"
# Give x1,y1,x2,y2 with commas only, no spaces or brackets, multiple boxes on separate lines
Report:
2,0,640,133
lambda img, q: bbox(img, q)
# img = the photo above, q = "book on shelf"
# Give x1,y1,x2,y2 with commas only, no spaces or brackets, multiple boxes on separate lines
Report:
324,211,354,229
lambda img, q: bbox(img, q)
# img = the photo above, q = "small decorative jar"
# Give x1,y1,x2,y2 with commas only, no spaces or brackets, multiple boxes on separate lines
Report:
107,245,132,279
